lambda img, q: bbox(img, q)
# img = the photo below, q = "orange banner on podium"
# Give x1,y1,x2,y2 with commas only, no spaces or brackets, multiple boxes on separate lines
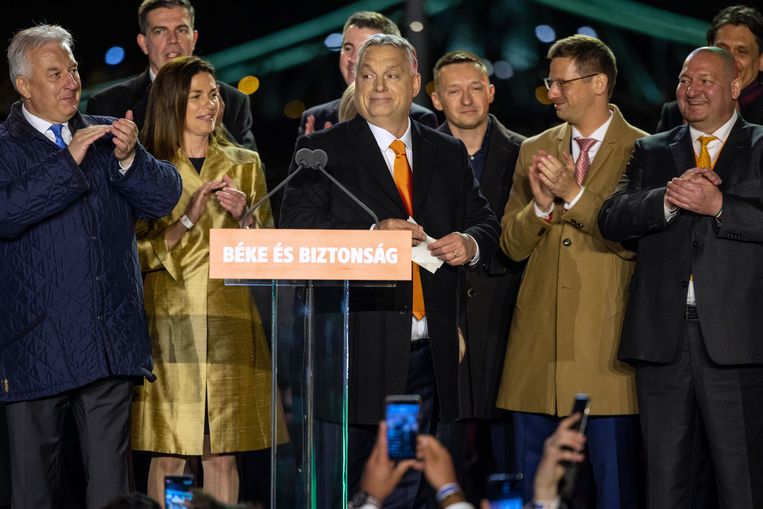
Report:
209,229,412,281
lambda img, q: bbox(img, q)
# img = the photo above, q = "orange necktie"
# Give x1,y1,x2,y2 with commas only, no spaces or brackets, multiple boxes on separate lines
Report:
390,140,425,320
696,135,716,168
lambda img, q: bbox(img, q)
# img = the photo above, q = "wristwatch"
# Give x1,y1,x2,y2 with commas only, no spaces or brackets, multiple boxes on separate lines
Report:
179,214,194,230
350,491,381,508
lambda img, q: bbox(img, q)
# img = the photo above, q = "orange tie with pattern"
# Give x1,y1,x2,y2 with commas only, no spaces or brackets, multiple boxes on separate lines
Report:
390,139,425,320
696,135,716,168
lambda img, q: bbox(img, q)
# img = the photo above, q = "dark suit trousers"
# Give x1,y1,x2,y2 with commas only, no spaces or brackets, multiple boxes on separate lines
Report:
636,319,763,508
5,378,133,509
343,340,463,509
513,412,639,508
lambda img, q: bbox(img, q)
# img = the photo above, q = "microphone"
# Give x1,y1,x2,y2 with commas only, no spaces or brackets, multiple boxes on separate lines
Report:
306,149,379,226
293,147,314,168
239,148,313,228
311,148,328,169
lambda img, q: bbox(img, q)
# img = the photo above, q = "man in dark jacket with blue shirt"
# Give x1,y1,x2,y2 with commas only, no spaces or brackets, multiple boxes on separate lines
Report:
0,24,181,509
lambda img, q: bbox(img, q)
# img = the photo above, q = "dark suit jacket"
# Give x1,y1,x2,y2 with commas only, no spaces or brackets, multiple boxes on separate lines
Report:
280,115,500,425
439,114,525,419
656,91,763,133
599,118,763,365
299,98,438,136
86,69,256,151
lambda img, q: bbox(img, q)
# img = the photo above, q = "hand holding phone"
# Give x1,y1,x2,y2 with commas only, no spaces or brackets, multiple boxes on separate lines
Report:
487,473,523,509
164,474,194,509
568,393,591,435
385,394,422,460
559,393,590,500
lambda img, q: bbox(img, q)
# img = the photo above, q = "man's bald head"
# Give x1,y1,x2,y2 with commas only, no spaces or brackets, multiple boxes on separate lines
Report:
685,46,738,79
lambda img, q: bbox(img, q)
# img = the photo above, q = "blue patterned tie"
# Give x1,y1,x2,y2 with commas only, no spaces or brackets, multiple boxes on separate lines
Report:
49,124,67,149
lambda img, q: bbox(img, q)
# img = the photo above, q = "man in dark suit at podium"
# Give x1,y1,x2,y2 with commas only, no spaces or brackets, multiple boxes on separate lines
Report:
86,0,256,150
600,47,763,507
299,11,437,135
281,34,499,507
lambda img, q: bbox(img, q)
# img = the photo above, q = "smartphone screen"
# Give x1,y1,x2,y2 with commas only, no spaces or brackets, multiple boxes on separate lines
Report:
570,393,591,435
385,395,421,459
487,473,523,509
165,474,194,509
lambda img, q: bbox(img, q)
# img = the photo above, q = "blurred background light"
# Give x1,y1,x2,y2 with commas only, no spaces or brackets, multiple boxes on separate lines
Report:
104,46,125,66
238,75,260,95
534,24,557,43
324,32,342,51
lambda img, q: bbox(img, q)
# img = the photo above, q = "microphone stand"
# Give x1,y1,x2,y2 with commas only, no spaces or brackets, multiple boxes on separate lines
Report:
311,158,380,226
238,148,312,229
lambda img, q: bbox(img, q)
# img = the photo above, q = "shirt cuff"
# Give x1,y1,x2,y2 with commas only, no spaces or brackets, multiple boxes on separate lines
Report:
463,233,480,265
564,185,585,209
664,201,678,222
118,158,133,175
533,201,553,219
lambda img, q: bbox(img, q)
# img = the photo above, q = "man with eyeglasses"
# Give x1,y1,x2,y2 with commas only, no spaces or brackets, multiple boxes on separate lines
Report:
496,34,645,507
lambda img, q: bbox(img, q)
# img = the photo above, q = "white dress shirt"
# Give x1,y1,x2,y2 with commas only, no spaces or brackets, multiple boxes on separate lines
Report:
664,111,737,305
534,111,614,217
366,119,479,339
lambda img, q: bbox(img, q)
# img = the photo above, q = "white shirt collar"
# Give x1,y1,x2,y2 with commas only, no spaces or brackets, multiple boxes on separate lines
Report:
367,118,413,156
571,109,613,144
689,111,737,145
21,104,69,136
21,104,72,145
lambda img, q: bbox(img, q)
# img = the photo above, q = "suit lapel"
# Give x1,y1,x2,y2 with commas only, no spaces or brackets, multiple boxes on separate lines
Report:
130,70,152,126
346,117,406,213
481,116,510,195
713,118,750,182
669,125,696,177
555,123,571,160
411,121,436,216
583,106,623,186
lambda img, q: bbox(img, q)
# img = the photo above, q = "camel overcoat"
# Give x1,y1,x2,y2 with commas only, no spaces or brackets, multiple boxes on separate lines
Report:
496,105,645,416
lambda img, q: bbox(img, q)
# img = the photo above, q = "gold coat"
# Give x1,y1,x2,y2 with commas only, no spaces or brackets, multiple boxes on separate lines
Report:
133,142,286,455
496,106,645,416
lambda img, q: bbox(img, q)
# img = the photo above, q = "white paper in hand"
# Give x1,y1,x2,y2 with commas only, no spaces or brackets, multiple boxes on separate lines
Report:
407,217,444,274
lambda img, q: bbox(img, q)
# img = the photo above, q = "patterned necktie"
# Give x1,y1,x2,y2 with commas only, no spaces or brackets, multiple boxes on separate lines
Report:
49,124,67,149
696,135,716,168
390,140,425,320
574,137,596,185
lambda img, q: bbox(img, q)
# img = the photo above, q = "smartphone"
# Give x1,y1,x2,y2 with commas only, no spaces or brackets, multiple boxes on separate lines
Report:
385,394,422,459
570,393,591,435
487,473,523,509
559,394,591,500
164,474,194,509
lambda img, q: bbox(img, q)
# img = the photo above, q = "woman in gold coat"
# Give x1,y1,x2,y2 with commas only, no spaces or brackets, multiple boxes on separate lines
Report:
135,56,284,504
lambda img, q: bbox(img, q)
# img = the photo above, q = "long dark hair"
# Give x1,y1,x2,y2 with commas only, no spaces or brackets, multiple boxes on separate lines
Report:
141,56,228,161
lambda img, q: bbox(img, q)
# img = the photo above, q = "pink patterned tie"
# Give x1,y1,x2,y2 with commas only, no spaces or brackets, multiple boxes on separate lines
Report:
574,137,597,185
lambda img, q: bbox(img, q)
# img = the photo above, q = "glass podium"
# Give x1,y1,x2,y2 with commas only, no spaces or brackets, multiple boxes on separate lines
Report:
228,279,393,509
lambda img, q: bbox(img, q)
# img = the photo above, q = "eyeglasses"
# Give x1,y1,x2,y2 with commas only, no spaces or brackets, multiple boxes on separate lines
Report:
543,73,599,90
